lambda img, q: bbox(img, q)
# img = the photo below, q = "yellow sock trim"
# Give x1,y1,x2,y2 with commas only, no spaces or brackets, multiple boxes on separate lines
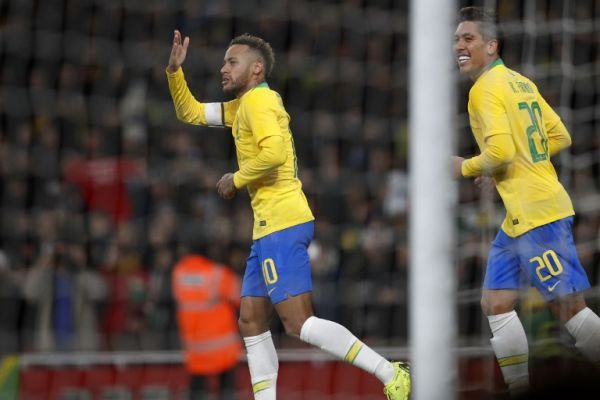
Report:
498,354,528,367
344,340,364,364
252,379,272,394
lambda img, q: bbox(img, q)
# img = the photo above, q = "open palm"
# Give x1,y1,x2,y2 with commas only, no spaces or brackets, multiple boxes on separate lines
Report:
168,30,189,72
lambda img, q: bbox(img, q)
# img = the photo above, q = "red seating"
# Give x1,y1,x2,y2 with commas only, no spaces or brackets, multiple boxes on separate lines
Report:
47,368,84,400
304,361,335,399
81,366,115,397
20,367,51,400
113,365,144,396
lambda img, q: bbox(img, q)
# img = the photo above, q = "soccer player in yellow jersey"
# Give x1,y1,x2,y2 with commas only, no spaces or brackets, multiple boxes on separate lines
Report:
166,31,409,400
452,7,600,396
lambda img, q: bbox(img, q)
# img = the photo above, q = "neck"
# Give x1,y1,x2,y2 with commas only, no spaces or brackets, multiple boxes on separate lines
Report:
236,78,266,98
471,56,500,81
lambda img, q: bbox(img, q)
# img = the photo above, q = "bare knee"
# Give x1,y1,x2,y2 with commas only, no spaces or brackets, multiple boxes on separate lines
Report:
481,290,519,316
273,293,315,338
278,313,309,338
238,297,273,337
549,294,587,323
238,314,270,337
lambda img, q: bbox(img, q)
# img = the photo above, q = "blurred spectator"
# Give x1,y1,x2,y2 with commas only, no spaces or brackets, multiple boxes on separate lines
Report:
308,219,340,322
172,251,242,400
0,250,25,356
100,223,149,350
62,129,145,225
22,242,107,352
144,245,178,350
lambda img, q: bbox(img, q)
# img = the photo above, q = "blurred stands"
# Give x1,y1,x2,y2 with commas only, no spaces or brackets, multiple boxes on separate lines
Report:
0,0,597,375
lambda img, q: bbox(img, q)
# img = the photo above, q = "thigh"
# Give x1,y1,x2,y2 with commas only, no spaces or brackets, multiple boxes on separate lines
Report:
483,229,522,290
256,222,314,305
517,217,591,302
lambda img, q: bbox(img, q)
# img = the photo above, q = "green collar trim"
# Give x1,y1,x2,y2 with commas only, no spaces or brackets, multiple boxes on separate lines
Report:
476,58,504,81
240,81,269,99
489,58,504,69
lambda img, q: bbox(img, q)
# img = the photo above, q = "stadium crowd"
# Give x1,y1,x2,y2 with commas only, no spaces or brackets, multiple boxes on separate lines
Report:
0,0,598,357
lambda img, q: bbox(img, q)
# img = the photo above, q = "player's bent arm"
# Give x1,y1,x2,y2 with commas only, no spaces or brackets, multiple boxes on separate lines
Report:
547,119,571,157
461,133,515,178
233,135,287,188
166,67,239,127
537,93,571,156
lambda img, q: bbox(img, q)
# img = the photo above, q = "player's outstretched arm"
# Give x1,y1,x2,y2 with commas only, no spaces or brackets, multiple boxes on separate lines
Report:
167,30,189,73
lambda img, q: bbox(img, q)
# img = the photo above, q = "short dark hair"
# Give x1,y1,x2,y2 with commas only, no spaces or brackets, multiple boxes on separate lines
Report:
459,6,503,56
229,33,275,78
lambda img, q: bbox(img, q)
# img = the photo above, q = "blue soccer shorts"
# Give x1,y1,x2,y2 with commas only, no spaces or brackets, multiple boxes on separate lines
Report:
241,221,314,304
483,216,591,301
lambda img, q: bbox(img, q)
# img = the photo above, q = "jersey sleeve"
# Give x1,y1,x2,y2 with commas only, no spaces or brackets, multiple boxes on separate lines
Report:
461,133,516,177
470,84,512,139
233,135,286,188
166,67,239,127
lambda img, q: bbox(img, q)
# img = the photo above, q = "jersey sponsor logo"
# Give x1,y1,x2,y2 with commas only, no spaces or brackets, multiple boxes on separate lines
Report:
512,218,519,225
259,220,267,226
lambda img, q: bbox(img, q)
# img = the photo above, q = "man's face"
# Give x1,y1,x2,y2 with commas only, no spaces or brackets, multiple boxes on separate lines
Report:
454,21,496,80
220,44,258,97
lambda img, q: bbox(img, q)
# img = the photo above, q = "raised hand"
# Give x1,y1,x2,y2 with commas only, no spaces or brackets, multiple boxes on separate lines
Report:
167,30,189,73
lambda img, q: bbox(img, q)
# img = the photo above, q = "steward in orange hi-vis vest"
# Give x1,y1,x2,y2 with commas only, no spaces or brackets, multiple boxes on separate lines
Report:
172,254,242,375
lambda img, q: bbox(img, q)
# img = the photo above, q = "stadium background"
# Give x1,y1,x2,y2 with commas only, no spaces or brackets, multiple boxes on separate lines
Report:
0,0,598,398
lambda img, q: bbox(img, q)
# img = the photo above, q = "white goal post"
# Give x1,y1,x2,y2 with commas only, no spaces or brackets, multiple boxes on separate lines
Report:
409,0,457,399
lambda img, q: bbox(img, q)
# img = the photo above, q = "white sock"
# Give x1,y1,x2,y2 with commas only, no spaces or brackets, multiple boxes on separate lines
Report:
299,316,395,384
243,331,278,400
565,307,600,366
488,311,529,396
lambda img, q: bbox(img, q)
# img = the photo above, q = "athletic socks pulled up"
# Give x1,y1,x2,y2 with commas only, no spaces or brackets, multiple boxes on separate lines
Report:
300,316,395,384
565,307,600,366
244,331,278,400
488,310,529,396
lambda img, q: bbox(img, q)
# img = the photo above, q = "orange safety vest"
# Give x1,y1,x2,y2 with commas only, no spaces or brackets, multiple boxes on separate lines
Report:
172,255,242,374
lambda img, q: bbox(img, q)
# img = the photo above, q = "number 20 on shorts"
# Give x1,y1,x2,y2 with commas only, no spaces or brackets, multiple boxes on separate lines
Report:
529,249,563,282
262,258,278,285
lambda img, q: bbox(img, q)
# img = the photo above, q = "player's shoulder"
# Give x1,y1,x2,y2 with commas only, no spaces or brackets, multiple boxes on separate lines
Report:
246,83,279,100
243,84,284,110
472,63,512,98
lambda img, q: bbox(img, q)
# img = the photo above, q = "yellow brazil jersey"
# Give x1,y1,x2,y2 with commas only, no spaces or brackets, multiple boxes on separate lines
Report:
166,68,314,239
466,59,574,237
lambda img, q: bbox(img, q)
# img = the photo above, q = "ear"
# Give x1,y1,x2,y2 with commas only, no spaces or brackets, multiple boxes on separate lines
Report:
487,39,498,56
253,59,264,77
